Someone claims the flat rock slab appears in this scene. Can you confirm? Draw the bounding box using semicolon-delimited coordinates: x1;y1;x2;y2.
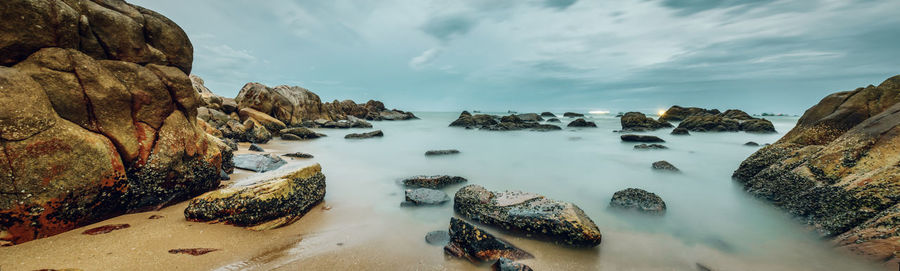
233;154;286;172
404;188;450;206
345;130;383;139
492;257;534;271
425;149;460;156
635;144;668;150
402;175;467;189
610;188;666;215
621;134;665;142
283;152;314;158
444;217;533;263
454;185;602;247
184;164;326;230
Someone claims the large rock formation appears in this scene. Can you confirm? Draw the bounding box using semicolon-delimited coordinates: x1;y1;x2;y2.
620;112;673;131
732;75;900;262
659;106;720;122
0;0;230;245
659;106;775;133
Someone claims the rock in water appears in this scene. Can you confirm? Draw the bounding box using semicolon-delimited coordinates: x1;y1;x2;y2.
453;185;603;247
279;127;324;139
444;217;533;263
671;127;690;135
652;161;679;172
540;112;557;117
185;164;326;230
284;152;314;159
733;75;900;262
546;118;561;123
0;0;232;244
425;149;460;156
492;258;534;271
515;113;543;122
280;133;302;141
634;144;668;150
567;118;597;127
403;188;450;206
563;112;584;117
609;188;666;215
402;175;468;189
621;134;665;142
233;154;286;172
659;106;720;122
425;230;450;246
532;124;562;131
249;143;264;152
744;141;759;146
344;130;383;139
621;112;673;131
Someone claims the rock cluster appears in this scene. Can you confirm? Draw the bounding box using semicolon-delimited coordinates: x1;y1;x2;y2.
732;75;900;262
0;0;232;245
659;106;720;122
449;111;560;131
660;106;776;133
620;112;673;131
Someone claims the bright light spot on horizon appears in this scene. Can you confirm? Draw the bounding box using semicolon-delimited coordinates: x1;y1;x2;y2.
589;110;610;114
658;110;666;116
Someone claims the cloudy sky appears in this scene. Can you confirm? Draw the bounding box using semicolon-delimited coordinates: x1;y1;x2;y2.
131;0;900;114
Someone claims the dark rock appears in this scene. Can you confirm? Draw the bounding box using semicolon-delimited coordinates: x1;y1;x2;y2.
284;152;314;159
168;248;219;256
219;170;231;181
563;112;584;117
344;130;383;139
567;118;597;127
609;188;666;215
185;164;326;230
233;154;286;172
671;127;690;135
249;143;264;152
454;185;603;247
279;127;325;139
403;188;450;206
621;112;673;131
444;217;533;263
744;141;760;146
652;161;679;172
722;109;753;120
500;114;523;123
532;124;562;131
280;133;302;140
425;149;460;156
621;134;665;142
540;112;557;117
425;230;450;246
546;118;561;123
634;144;668;150
515;113;543;122
675;110;775;133
82;224;130;235
402;175;467;189
492;258;534;271
740;118;777;133
659;106;720;122
450;112;498;127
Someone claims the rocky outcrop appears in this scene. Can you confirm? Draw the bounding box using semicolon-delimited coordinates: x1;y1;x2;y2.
444;217;533;263
454;185;603;247
449;112;554;131
344;130;383;139
402;175;467;189
659;106;720;122
732;75;900;262
621;112;673;131
0;0;231;245
185;164;325;230
609;188;666;215
567;118;597;128
621;134;665;143
674;109;775;133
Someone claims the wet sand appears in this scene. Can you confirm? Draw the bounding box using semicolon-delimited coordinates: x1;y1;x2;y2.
0;132;891;271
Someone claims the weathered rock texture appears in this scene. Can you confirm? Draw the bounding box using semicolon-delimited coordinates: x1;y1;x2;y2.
661;106;775;133
621;112;673;131
444;217;533;263
732;75;900;262
0;0;231;245
454;185;602;247
184;164;325;230
609;188;667;215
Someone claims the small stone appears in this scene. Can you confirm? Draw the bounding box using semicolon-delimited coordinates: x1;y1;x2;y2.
634;144;668;150
280;133;303;140
168;248;219;256
233;154;286;172
621;134;665;142
651;161;679;172
744;141;760;146
444;217;533;263
249;143;264;152
403;188;450;206
425;149;460;156
492;257;534;271
671;128;690;135
425;230;450;246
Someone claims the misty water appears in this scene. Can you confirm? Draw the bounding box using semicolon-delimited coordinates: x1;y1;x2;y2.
233;112;882;271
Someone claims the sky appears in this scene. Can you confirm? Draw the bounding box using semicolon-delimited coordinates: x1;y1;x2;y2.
130;0;900;114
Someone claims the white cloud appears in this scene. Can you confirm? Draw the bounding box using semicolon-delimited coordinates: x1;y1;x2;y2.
409;47;442;70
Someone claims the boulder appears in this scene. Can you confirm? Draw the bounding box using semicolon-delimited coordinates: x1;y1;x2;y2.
425;230;450;246
500;114;523;123
239;108;286;134
402;175;467;189
620;112;673;131
740;118;777;133
403;188;451;206
0;1;230;245
344;130;383;139
425;149;460;156
563;112;584;117
609;188;666;215
184;164;325;230
659;106;720;122
454;185;603;247
280;134;302;141
248;143;264;152
634;144;668;150
283;152;314;159
279;127;325;139
652;161;679;172
676;111;775;133
241;119;272;143
450;113;500;128
515;113;543;122
732;75;900;262
671;127;690;135
444;217;533;263
532;124;562;131
233;154;286;173
546;118;561;123
567;118;597;128
722;109;753;120
540;112;556;117
620;134;665;143
492;258;533;271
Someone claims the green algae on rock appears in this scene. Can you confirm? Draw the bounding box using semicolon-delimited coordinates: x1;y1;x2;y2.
184;164;326;230
453;184;602;247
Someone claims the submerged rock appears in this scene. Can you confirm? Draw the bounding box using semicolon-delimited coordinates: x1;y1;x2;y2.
283;152;314;159
425;230;450;246
652;161;680;172
621;134;665;143
609;188;666;215
634;144;668;150
444;217;533;263
671;127;690;135
744;141;760;146
567;118;597;128
563;112;584;117
492;258;534;271
621;112;673;131
279;127;324;139
249;143;265;152
546;118;561;123
233;154;286;172
344;130;383;139
184;164;326;230
403;188;451;206
402;175;468;189
454;185;602;247
540;112;557;117
425;149;460;156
